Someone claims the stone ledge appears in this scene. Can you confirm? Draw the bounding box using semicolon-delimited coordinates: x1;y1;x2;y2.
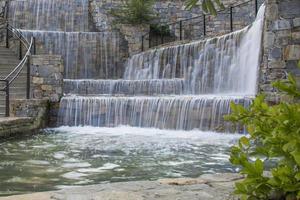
0;117;37;138
0;173;243;200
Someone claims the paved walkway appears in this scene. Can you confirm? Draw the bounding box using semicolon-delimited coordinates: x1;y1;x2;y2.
0;173;242;200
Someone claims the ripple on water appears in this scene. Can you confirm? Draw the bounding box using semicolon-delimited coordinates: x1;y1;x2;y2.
61;171;88;180
0;126;242;195
62;162;91;168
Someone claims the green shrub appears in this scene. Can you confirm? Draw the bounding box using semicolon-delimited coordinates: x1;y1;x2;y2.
185;0;225;15
150;24;171;36
226;63;300;200
110;0;155;25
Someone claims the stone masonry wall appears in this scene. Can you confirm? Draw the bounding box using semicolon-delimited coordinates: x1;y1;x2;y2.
90;0;263;54
30;55;64;102
259;0;300;101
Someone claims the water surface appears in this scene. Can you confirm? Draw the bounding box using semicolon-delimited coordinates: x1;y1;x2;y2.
0;126;240;196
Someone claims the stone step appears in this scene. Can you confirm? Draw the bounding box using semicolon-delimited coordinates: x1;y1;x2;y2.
59;95;252;130
0;46;27;115
64;79;186;96
0;60;22;65
0;54;20;59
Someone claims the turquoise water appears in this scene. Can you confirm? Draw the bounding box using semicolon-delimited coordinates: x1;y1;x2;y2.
0;126;240;196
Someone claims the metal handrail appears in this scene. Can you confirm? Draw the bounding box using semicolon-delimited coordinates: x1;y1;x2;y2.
0;19;35;116
141;0;261;51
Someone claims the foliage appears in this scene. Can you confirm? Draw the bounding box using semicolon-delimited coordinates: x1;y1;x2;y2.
110;0;155;25
225;62;300;200
185;0;225;15
150;24;171;36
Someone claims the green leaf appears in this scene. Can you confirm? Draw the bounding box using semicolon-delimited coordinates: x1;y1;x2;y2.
206;0;217;15
291;150;300;166
202;0;208;13
254;159;264;175
295;172;300;181
240;136;250;147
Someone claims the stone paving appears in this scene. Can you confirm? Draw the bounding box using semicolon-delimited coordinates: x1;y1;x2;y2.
0;173;242;200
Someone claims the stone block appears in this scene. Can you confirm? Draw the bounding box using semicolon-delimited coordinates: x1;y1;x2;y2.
292;32;300;43
264;32;275;49
272;19;291;31
32;77;44;84
268;60;286;69
293;18;300;27
286;60;300;76
41;85;53;91
268;47;282;60
284;45;300;60
279;0;300;19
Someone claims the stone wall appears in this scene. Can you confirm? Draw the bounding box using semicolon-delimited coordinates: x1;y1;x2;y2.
89;0;263;54
30;55;64;102
10;99;48;127
0;99;49;138
259;0;300;101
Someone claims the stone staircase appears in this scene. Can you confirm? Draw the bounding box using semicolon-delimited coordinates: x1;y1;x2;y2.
0;46;27;116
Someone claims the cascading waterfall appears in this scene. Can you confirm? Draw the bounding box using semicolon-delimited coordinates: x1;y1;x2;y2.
8;0;89;32
58;4;265;131
59;95;252;131
124;13;263;95
8;0;124;79
64;79;185;95
20;30;122;79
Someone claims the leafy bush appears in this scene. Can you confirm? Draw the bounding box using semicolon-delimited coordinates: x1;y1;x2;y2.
226;63;300;200
150;24;171;36
185;0;225;15
110;0;155;25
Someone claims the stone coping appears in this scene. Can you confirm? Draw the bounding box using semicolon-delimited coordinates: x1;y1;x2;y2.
0;117;36;139
0;173;243;200
0;117;33;124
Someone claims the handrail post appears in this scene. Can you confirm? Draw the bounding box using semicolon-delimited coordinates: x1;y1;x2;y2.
19;40;22;60
4;0;9;20
149;33;151;49
26;55;30;99
203;14;206;37
33;37;36;55
141;35;144;51
179;20;183;40
5;80;9;117
230;6;233;32
6;23;9;48
254;0;258;16
160;26;164;45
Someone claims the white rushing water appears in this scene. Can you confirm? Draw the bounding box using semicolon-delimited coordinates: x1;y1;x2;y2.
8;0;89;32
9;0;124;79
63;79;185;95
20;30;122;79
58;4;265;131
58;95;252;131
124;5;265;95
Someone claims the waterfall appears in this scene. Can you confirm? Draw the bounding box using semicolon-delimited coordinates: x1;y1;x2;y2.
8;0;124;79
58;95;252;131
8;0;89;32
57;4;265;131
124;6;265;96
64;79;185;95
20;30;122;79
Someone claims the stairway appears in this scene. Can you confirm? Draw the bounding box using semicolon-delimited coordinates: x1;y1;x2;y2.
0;46;27;116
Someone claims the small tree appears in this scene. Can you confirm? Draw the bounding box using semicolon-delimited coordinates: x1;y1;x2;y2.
226;63;300;200
185;0;224;15
110;0;155;25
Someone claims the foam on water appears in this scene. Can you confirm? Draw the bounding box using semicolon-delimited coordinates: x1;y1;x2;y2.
51;126;242;144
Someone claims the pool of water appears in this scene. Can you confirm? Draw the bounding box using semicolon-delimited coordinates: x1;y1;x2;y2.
0;126;241;196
